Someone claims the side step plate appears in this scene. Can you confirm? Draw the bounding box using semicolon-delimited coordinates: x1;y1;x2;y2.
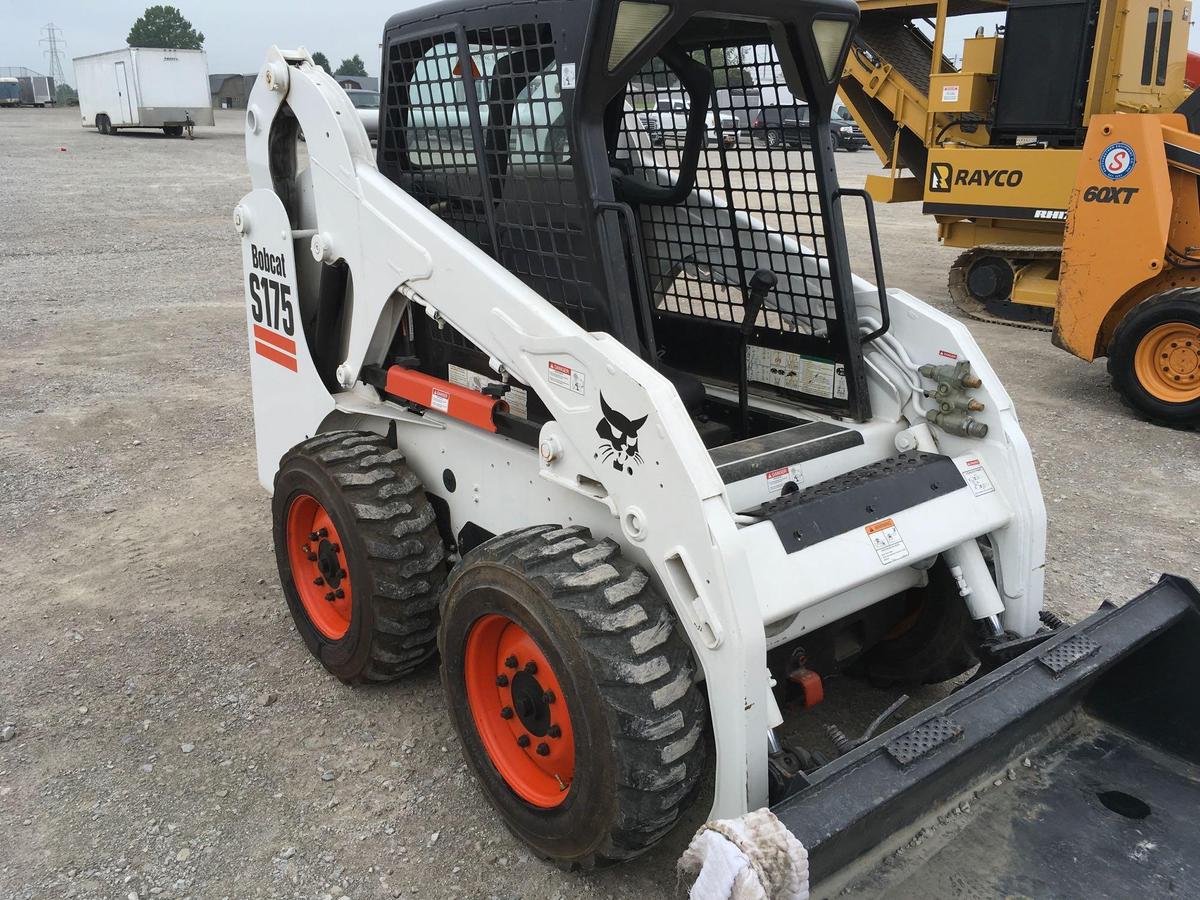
752;451;966;552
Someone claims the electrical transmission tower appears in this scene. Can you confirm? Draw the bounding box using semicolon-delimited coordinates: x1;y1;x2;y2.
40;23;68;86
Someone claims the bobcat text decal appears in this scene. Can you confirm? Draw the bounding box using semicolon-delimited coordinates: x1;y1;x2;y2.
247;243;297;371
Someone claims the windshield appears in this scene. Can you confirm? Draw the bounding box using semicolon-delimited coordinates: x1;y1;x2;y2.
349;91;380;109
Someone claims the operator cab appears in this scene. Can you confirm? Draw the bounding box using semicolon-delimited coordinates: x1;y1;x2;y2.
378;0;879;452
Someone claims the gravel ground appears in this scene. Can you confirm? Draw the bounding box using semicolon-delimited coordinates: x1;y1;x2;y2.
1;108;1197;900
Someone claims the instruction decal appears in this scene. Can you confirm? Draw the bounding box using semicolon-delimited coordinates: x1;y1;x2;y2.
765;465;804;496
560;63;576;90
247;243;296;372
1099;142;1135;180
595;394;646;475
941;84;960;103
747;346;844;401
961;458;996;497
866;518;909;565
430;388;450;413
448;363;528;418
547;360;586;395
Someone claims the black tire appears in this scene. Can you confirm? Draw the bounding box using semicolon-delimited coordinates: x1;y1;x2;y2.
858;562;979;686
766;128;782;148
272;431;446;683
163;125;184;137
1106;289;1200;428
439;525;707;869
96;115;109;135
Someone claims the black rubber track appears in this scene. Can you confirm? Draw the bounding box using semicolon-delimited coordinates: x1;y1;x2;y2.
272;431;446;683
439;525;708;869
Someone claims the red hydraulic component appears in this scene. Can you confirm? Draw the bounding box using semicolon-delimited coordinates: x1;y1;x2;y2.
384;366;504;432
788;666;825;708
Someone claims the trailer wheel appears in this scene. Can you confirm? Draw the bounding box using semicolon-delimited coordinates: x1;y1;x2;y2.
858;562;979;686
1108;289;1200;428
439;525;707;869
163;125;184;137
96;114;109;135
272;431;446;683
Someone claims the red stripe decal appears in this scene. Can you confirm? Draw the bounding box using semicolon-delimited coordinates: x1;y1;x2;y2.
253;324;297;355
255;340;298;371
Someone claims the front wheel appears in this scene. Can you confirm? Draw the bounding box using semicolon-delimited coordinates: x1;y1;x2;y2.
1107;289;1200;428
440;525;707;868
765;128;782;148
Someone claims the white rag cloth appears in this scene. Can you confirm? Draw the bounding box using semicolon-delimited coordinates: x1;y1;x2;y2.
678;807;809;900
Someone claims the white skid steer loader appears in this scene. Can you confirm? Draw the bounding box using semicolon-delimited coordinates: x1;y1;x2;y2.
236;0;1200;891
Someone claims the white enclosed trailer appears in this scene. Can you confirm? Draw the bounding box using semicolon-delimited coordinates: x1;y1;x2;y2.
74;47;214;137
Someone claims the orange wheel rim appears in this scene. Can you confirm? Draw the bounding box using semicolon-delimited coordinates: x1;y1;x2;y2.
1134;322;1200;403
464;614;575;808
285;494;353;640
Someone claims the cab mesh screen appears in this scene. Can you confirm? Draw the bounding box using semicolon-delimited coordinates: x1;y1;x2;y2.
381;25;609;338
621;44;838;338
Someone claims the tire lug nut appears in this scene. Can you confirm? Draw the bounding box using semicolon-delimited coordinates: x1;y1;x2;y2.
335;588;345;599
318;527;328;538
517;734;531;748
313;577;324;586
302;543;311;554
496;674;509;687
524;661;538;675
543;690;555;704
536;742;550;756
325;591;336;601
500;706;513;719
504;655;518;669
548;724;562;738
309;531;319;541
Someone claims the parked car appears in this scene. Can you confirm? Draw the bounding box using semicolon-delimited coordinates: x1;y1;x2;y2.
830;112;867;151
346;88;380;142
749;105;810;147
750;104;867;151
637;95;737;148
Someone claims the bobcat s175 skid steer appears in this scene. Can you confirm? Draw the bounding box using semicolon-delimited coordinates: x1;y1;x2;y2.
235;0;1200;891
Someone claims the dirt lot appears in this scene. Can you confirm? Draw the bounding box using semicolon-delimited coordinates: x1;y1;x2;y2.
1;108;1197;900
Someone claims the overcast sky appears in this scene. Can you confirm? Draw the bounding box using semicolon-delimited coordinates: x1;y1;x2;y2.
0;1;405;82
1;2;1196;85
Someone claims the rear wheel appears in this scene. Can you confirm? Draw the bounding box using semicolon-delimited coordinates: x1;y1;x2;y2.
440;525;707;868
272;431;446;683
96;114;109;135
1108;290;1200;428
766;128;782;148
163;125;184;137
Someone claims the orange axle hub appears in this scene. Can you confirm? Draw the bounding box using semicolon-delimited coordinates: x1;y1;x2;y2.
464;614;575;808
286;494;353;640
1134;322;1200;404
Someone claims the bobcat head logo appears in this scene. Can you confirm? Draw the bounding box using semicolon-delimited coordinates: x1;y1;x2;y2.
595;394;647;475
